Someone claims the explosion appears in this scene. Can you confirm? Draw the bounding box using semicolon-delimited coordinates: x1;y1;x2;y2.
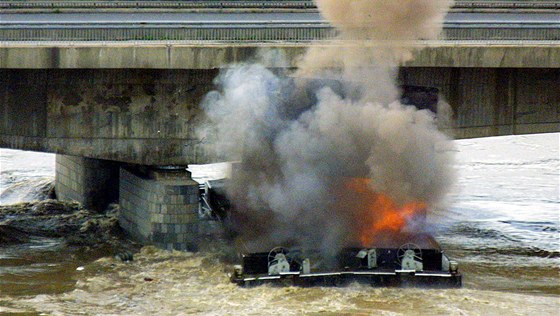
199;0;455;253
345;178;427;247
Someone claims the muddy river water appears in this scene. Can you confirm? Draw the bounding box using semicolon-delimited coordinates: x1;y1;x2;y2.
0;133;558;315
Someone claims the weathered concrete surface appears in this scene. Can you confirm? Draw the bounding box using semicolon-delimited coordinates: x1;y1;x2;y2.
1;43;559;69
1;69;216;165
1;67;558;165
0;45;272;69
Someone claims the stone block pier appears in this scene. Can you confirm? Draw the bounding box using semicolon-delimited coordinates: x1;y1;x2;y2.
119;168;200;251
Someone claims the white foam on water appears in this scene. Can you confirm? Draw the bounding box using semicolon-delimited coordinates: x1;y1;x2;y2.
0;149;55;205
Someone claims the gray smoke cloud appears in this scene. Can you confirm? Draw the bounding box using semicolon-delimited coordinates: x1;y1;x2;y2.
199;0;456;253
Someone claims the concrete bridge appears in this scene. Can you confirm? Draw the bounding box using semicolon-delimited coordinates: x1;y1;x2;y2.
1;8;559;250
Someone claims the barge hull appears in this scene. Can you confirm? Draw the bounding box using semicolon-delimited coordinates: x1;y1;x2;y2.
233;271;462;288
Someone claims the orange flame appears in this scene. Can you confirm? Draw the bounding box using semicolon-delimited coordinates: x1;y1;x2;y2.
345;178;427;247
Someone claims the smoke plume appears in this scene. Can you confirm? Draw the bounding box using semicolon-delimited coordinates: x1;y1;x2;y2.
200;0;455;253
316;0;451;40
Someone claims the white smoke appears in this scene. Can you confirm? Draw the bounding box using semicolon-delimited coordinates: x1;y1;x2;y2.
199;0;456;252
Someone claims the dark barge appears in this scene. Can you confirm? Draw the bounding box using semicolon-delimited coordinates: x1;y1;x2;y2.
230;245;461;288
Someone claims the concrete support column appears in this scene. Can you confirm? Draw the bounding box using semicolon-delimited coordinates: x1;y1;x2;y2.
119;167;200;251
55;154;120;212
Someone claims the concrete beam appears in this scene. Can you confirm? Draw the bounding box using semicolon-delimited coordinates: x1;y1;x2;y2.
1;135;211;165
1;42;559;69
406;43;560;68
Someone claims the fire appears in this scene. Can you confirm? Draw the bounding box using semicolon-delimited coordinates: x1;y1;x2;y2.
345;178;427;247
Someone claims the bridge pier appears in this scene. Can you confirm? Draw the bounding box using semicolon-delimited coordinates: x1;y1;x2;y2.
55;154;120;212
119;167;201;251
55;155;203;251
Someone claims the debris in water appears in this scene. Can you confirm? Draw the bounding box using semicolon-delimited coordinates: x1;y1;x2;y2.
0;199;132;248
115;251;134;262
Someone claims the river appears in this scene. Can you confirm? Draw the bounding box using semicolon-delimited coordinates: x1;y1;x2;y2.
0;133;558;315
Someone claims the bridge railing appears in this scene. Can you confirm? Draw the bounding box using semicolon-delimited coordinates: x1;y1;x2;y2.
0;24;336;42
0;1;559;10
453;1;560;9
0;1;316;9
0;23;558;42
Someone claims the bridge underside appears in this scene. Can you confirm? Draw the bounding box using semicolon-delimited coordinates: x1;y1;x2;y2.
1;67;558;165
400;67;559;139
